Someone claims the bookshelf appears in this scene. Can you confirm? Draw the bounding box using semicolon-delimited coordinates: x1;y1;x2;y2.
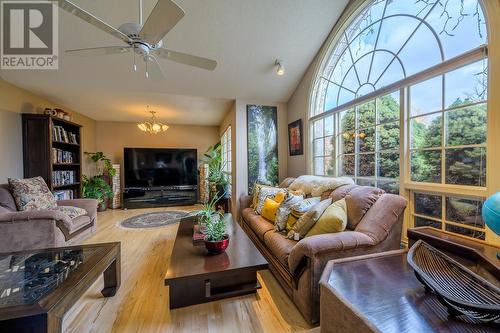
22;114;82;199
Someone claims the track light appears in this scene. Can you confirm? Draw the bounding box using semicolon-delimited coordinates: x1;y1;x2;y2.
275;59;285;76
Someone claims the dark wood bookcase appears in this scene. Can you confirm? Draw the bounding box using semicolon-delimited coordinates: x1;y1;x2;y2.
22;114;82;198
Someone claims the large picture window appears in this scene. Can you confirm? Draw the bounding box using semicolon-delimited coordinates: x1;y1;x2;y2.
310;0;489;242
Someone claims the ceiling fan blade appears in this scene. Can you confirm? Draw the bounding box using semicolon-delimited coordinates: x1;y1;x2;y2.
155;48;217;71
57;0;131;44
65;46;131;56
139;0;185;45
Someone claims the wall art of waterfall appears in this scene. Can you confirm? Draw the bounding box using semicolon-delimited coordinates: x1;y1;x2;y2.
247;104;279;193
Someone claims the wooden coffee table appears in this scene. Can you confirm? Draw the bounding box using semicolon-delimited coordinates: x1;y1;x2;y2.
0;242;120;333
165;214;268;309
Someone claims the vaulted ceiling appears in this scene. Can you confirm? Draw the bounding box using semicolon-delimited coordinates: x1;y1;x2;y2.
0;0;348;125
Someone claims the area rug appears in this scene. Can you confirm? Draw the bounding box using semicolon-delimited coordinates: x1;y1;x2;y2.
120;211;189;229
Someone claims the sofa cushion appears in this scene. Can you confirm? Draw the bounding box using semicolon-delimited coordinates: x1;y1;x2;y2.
242;208;275;240
264;231;297;268
275;192;304;231
261;198;280;222
254;186;287;214
67;215;92;234
287;198;332;240
329;184;357;201
279;177;296;188
8;177;57;211
306;198;348;237
0;184;17;211
56;206;87;219
345;186;385;229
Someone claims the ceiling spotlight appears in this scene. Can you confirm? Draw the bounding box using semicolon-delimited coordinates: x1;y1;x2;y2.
275;59;285;76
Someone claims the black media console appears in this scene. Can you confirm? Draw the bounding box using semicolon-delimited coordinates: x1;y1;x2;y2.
122;186;198;209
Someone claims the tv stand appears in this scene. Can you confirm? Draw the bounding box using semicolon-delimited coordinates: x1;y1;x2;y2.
123;186;198;209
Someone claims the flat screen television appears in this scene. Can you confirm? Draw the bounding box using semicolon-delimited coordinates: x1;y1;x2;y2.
124;148;198;188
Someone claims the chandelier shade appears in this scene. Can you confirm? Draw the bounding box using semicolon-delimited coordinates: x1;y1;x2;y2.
137;109;169;134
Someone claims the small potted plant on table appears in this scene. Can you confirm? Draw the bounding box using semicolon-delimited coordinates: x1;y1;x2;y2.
204;212;229;254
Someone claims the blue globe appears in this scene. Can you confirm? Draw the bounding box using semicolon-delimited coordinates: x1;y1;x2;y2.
482;192;500;236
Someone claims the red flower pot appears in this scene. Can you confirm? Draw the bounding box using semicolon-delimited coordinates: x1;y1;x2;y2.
204;235;229;254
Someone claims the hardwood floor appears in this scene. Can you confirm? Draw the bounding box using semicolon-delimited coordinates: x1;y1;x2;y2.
62;207;317;333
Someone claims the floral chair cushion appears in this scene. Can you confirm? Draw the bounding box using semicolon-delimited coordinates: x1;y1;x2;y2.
8;177;57;211
55;206;87;219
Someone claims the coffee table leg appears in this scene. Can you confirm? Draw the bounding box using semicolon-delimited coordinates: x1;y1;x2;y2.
101;258;121;297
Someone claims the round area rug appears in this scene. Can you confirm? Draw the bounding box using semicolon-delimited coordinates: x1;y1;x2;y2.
120;211;189;229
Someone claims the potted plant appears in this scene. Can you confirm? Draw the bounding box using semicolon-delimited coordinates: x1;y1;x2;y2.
204;212;229;254
204;144;230;200
82;152;116;211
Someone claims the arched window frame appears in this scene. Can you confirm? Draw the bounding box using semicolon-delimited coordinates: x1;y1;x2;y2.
307;0;496;244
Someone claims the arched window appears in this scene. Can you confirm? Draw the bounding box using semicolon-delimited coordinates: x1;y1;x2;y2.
310;0;488;241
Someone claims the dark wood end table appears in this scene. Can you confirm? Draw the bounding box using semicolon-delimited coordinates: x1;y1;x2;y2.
0;242;120;333
165;214;268;309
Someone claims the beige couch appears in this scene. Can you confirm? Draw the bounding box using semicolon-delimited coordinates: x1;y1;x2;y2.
0;184;98;253
239;178;407;324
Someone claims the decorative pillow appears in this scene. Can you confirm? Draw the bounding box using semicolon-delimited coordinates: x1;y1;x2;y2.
251;184;283;209
306;198;348;237
286;198;332;240
275;193;304;231
285;197;321;232
55;206;87;219
261;198;280;222
255;186;286;215
274;191;286;204
288;175;354;197
345;186;385;229
8;177;57;211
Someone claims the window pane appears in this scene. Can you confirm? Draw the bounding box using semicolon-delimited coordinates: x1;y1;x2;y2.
378;180;399;194
378;122;399;150
314;139;323;157
314;157;324;175
358;153;375;177
324;136;334;156
357;178;376;187
340;155;355;176
411;150;441;183
378;152;399;178
445;104;486;146
324;157;334;176
314;119;324;138
445;147;486;186
415;193;442;218
446;197;484;229
325;115;334;136
445;59;488;108
339;132;355;154
415;216;441;229
411;114;442;149
445;224;485;240
358;101;376;128
377;91;400;124
410;76;442;116
339;108;355;132
358;127;375;153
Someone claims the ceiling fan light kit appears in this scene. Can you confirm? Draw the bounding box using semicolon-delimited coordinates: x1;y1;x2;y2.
59;0;218;79
275;59;285;76
137;108;169;134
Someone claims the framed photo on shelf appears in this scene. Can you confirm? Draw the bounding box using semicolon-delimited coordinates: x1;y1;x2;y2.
288;119;303;156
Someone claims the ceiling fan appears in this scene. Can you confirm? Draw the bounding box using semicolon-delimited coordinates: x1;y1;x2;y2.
57;0;217;78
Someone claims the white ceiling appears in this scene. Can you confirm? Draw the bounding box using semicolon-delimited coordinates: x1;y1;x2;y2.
0;0;348;125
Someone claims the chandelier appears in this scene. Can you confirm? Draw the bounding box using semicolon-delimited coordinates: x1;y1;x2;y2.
137;107;169;134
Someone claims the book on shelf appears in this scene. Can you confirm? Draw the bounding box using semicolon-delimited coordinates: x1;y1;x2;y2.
52;170;77;187
52;148;75;164
53;190;74;200
52;125;78;144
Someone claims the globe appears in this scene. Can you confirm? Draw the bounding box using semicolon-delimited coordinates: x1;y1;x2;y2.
482;192;500;236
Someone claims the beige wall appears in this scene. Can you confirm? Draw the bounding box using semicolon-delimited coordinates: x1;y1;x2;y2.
0;79;97;182
95;121;219;184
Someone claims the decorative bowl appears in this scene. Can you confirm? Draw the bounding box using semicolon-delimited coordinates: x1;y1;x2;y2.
204;235;229;254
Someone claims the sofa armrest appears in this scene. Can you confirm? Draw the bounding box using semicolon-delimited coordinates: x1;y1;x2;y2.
57;199;98;221
239;195;253;211
288;231;375;275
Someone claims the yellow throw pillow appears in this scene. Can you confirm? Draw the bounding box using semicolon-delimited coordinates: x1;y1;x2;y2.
261;198;280;222
305;198;347;237
287;198;332;240
274;191;286;204
285;210;304;232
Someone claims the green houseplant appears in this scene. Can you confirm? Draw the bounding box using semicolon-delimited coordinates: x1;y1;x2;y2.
193;192;228;254
204;144;230;200
82;152;116;211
